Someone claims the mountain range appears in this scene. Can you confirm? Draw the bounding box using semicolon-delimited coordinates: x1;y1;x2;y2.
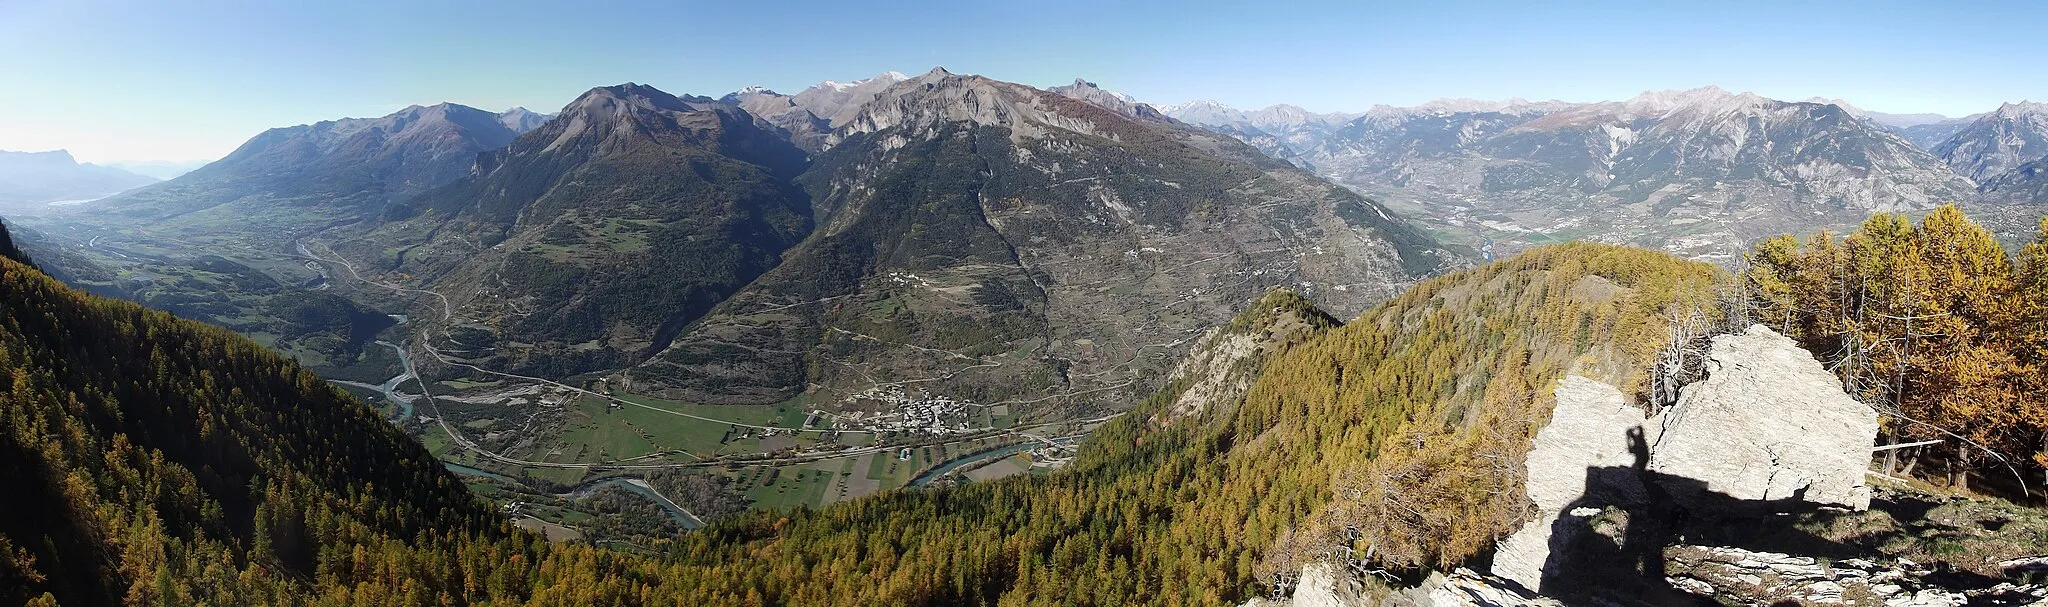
1160;88;2048;256
12;213;2042;606
341;83;817;377
720;71;910;150
305;68;1447;417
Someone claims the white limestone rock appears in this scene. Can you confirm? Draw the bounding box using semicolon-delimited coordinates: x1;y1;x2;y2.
1291;562;1367;607
1491;375;1650;589
1666;545;2047;606
1386;568;1560;607
1648;324;1880;510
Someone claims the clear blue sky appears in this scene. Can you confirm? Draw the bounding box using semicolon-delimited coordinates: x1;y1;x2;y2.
2;0;2042;163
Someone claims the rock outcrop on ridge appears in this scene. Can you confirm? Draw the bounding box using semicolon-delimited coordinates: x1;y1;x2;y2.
1492;324;1880;600
1648;324;1881;510
1490;375;1651;590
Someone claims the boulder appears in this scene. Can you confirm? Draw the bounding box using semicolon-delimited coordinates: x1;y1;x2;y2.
1384;568;1562;606
1291;562;1368;607
1491;325;1880;596
1491;375;1649;590
1648;324;1879;510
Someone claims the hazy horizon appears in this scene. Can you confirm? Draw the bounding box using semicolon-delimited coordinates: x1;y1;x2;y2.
3;0;2043;164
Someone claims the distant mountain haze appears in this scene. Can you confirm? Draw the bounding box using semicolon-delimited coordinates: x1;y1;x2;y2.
0;149;158;209
103;159;213;180
1146;85;2048;256
94;103;550;219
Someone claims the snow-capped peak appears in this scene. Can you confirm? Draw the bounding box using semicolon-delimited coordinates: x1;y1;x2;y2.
1156;100;1250;127
1993;101;2048;118
1803;97;1866;118
1190;99;1231;107
1245;104;1359;129
1418;98;1526;114
1623;86;1767;116
1156;99;1234;114
1361;97;1570;121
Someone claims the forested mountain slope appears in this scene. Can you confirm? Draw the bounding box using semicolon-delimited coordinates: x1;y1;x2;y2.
9;210;2046;605
1745;205;2048;486
641;243;1723;605
0;218;1720;605
0;224;501;606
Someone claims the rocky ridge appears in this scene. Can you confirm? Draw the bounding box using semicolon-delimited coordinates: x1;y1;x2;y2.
1495;324;1879;600
1257;324;2045;605
1666;546;2048;606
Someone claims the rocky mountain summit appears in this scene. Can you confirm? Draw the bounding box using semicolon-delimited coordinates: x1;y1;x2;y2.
1648;325;1881;509
1935;102;2048;183
1937;102;2048;230
1048;78;1162;120
1493;325;1880;600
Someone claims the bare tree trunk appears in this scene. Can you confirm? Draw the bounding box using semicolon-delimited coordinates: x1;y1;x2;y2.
1956;449;1972;495
1881;430;1897;476
1899;447;1921;478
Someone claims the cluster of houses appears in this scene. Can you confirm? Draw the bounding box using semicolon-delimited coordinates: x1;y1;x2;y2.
837;384;979;435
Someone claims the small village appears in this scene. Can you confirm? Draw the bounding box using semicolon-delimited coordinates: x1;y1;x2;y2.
832;384;980;436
